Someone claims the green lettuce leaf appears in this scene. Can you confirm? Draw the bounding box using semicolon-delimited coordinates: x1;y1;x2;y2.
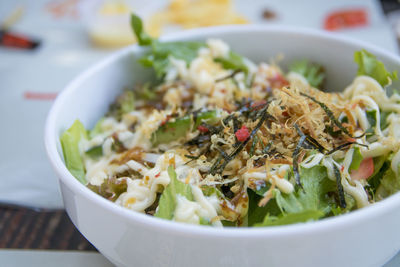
289;60;325;88
254;209;324;227
380;111;391;130
135;82;157;101
131;13;206;79
354;49;398;87
131;14;250;79
221;220;236;227
155;166;194;220
248;165;338;226
366;109;391;133
201;186;224;198
107;90;135;121
151;110;219;146
376;166;400;198
274;165;336;214
144;41;206;78
330;192;356;216
349;147;363;171
247;188;280;226
60;120;88;184
367;156;389;193
254;184;271;197
199;217;212;225
130;13;153;46
214;51;248;74
371;156;389;178
87;177;128;201
85;145;103;159
89;118;104;139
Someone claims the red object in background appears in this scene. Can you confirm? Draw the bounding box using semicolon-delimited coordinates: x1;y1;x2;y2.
324;9;368;31
0;30;40;50
46;0;80;19
24;91;57;101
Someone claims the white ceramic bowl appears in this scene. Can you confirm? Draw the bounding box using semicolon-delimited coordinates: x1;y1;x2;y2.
45;25;400;267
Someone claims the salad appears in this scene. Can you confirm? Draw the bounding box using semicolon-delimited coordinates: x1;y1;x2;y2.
60;15;400;227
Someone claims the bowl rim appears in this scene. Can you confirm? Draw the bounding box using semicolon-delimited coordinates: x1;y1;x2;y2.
45;24;400;238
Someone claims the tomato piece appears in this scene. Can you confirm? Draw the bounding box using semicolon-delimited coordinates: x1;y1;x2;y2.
350;157;374;180
324;9;368;31
235;125;250;142
197;125;209;133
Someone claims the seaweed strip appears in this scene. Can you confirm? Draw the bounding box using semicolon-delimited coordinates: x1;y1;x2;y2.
249;135;258;157
215;146;230;161
305;135;327;152
222;114;234;125
184;154;200;160
209;154;223;175
184;144;211;165
233;117;240;133
333;164;347;208
294;124;325;152
292;135;306;189
326;142;369;155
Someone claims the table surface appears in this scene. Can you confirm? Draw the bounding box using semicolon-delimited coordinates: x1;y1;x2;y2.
0;207;94;251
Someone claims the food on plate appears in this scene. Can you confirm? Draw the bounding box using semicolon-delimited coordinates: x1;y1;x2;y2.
60;14;400;227
147;0;248;37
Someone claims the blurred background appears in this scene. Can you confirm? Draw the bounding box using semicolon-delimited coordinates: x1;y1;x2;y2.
1;0;400;266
